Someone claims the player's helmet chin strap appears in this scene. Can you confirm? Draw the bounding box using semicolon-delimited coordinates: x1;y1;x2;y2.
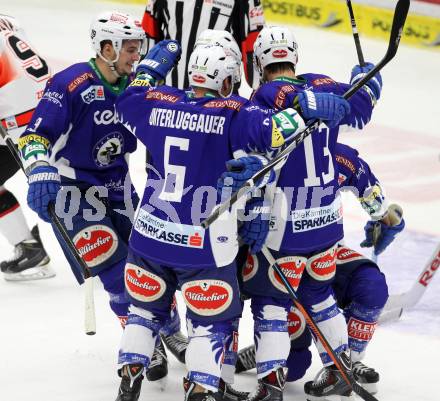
98;51;121;79
219;75;234;99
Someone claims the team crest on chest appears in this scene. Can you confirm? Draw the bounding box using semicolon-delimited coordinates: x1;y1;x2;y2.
93;132;124;167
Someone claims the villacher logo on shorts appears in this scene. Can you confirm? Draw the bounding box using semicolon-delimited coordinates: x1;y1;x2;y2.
306;246;337;281
73;225;118;267
268;256;307;293
288;307;306;340
182;279;233;316
242;253;259;282
125;264;166;302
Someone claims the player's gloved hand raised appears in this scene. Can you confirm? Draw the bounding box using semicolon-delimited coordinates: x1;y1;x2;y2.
239;195;271;254
137;40;181;81
216;155;275;196
27;165;61;223
350;62;382;102
360;204;405;255
296;90;351;128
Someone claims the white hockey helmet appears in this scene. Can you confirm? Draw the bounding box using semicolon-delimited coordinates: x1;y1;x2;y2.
253;26;298;77
195;29;242;83
188;45;237;97
90;11;146;63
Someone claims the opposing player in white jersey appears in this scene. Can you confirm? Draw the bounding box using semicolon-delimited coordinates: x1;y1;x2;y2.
0;15;54;281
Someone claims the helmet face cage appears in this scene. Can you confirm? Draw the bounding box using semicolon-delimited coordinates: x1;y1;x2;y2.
253;26;298;78
90;11;146;63
188;45;237;95
195;29;242;84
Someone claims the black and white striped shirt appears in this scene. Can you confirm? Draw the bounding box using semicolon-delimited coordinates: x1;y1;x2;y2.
142;0;265;90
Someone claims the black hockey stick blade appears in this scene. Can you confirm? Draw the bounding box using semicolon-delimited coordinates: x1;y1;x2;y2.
201;0;410;230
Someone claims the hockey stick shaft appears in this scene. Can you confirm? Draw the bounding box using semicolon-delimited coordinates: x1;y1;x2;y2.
261;247;378;401
201;0;409;229
0;125;96;335
382;242;440;313
346;0;365;66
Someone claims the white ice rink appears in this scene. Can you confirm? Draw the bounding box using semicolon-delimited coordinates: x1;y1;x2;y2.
1;0;439;400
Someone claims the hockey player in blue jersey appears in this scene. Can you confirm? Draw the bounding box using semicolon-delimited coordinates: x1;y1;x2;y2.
18;11;146;326
113;42;308;401
217;25;381;400
235;142;405;395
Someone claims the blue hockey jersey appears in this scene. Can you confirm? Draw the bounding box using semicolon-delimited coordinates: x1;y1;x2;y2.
116;84;283;268
252;74;374;253
19;59;137;200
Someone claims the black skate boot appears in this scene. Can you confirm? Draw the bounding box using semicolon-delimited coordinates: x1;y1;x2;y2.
146;338;168;385
1;225;54;281
246;367;286;401
304;366;355;401
235;345;256;373
161;330;189;364
183;377;218;401
116;363;144;401
216;378;249;401
352;361;379;394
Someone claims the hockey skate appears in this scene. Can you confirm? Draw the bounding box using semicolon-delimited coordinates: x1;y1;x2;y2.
217;379;249;401
161;330;189;364
235;345;256;373
116;364;144;401
146;338;168;390
352;361;379;394
183;377;218;401
246;367;286;401
1;225;55;281
304;365;355;401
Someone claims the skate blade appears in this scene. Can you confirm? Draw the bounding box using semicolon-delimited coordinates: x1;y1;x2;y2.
359;382;378;395
3;265;56;281
306;394;356;401
150;375;168;392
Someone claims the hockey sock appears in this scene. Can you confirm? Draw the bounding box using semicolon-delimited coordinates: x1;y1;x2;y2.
118;305;163;369
186;319;231;392
308;295;348;366
252;296;291;379
0;188;32;246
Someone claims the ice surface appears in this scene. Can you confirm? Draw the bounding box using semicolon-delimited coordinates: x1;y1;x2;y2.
1;0;439;400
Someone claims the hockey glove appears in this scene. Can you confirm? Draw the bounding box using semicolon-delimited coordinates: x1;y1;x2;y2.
350;62;382;103
239;196;271;254
217;155;275;196
137;40;181;81
360;204;405;255
296;91;351;128
27;165;61;223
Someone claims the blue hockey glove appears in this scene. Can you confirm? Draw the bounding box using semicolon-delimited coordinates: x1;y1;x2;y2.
217;155;275;195
27;165;61;223
296;90;351;128
350;62;382;102
360;205;405;255
137;40;181;81
239;196;271;254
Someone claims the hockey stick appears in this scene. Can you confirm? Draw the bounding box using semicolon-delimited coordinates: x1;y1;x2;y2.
201;0;410;229
379;242;440;322
346;0;365;66
261;247;379;401
0;124;96;335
